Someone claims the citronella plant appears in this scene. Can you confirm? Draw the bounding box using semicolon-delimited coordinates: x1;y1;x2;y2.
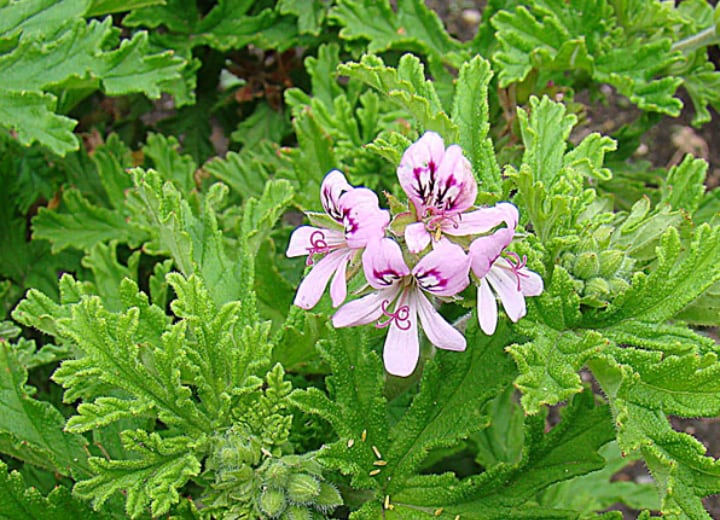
1;0;720;519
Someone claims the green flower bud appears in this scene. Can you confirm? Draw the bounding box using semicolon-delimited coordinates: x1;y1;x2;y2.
584;277;610;298
287;473;321;504
315;482;342;512
259;487;287;518
265;461;290;487
598;250;624;278
283;505;313;520
574;252;600;280
609;277;630;294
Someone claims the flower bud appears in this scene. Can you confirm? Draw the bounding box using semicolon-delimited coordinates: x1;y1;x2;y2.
287;473;321;504
574;252;600;280
584;277;610;299
598;250;624;278
259;487;287;518
265;461;290;487
283;505;313;520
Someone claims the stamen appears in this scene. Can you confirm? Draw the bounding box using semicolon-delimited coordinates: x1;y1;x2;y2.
305;230;330;265
505;252;529;291
376;299;412;331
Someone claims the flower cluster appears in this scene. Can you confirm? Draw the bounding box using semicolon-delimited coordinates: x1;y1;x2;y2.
287;132;543;376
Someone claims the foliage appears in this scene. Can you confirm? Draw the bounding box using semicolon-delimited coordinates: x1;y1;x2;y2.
1;0;720;519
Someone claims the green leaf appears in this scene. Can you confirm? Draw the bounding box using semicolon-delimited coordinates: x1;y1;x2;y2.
86;0;165;17
386;320;517;490
660;154;707;214
517;96;577;186
290;327;389;490
0;0;90;39
0;89;77;156
32;188;139;253
278;0;327;35
0;460;110;520
81;242;140;312
230;102;288;150
507;322;607;414
241;179;295;257
585;225;720;326
338;53;457;139
142;133;197;194
204;142;275;200
74;432;201;518
331;0;460;57
0;339;90;478
451;56;501;193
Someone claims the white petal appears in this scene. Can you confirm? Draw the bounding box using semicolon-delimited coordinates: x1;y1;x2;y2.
405;222;431;254
415;291;465;351
286;226;344;257
432;144;476;213
294;249;348;309
477;278;498;335
382;298;420;377
362;238;410;290
397;132;446;216
412;240;470;297
339;188;390;249
488;267;526;322
332;289;394;327
468;227;514;278
320;170;353;221
520;269;544;296
329;251;353;307
447;203;518;237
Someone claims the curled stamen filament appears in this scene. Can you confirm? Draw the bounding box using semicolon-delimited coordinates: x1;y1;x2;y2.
505;252;529;291
306;230;330;265
376;299;411;331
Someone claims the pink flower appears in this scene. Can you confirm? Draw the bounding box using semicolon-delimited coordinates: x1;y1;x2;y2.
286;170;390;309
468;203;543;335
398;131;504;253
332;238;470;377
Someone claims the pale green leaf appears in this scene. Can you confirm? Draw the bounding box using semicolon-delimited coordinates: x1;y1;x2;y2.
0;340;90;478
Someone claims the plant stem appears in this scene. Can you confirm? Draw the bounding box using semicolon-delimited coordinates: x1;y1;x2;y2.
672;26;719;54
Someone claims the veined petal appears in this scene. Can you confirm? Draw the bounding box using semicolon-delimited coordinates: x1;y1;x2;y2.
488;266;526;322
339;188;390;249
405;221;432;254
329;250;354;307
415;291;466;351
362;238;410;290
294;249;349;309
397;131;446;216
477;278;498;335
432;144;476;213
286;226;344;258
413;239;470;297
332;288;395;327
446;202;518;237
382;296;420;377
520;268;544;296
469;226;514;278
321;170;353;221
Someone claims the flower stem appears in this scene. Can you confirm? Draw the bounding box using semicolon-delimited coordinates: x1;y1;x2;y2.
672;26;720;54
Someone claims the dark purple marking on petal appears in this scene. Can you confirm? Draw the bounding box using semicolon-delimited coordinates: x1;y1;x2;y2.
373;268;404;286
504;252;530;291
414;267;447;292
322;185;349;222
412;160;438;208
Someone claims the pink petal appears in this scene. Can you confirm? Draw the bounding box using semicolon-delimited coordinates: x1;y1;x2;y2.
432;144;476;213
339;188;390;249
412;240;470;297
332;289;394;327
329;251;354;307
520;269;544;296
397;132;446;216
468;226;514;278
477;278;498;335
362;238;410;290
286;226;345;258
446;202;519;237
415;291;466;351
405;222;431;254
320;170;353;221
487;266;526;322
382;297;420;377
294;249;348;309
